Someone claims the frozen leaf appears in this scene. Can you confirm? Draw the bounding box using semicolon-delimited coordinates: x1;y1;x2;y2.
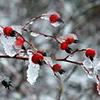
44;57;54;66
27;54;40;85
95;62;100;70
30;32;39;37
0;34;16;57
83;58;100;77
83;58;93;68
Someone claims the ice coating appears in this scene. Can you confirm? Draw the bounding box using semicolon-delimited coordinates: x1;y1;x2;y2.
44;57;54;66
27;53;40;85
0;34;16;57
30;32;39;37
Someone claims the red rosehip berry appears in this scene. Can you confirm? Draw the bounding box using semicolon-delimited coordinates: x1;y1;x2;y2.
52;64;61;72
85;48;96;60
3;26;13;36
49;13;60;23
15;37;24;47
60;42;68;50
65;34;75;44
31;53;44;64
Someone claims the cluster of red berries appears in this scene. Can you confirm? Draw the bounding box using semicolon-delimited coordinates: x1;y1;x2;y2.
60;34;78;53
3;26;25;49
31;52;65;74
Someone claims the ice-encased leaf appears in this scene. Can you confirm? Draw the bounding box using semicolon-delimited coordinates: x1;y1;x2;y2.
83;58;93;68
0;34;16;57
30;32;39;37
95;62;100;70
27;54;40;85
44;57;54;66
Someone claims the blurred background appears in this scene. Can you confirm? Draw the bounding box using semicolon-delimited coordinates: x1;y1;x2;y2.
0;0;100;100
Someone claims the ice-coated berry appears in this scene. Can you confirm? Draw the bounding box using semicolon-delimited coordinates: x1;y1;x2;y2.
85;48;96;61
15;37;24;47
31;53;44;64
52;64;61;72
49;13;60;23
60;42;68;50
3;26;13;36
65;34;75;44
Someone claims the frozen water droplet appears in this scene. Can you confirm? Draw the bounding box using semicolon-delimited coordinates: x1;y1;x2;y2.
51;21;61;27
30;32;39;37
30;21;34;25
27;54;40;85
41;14;49;20
88;71;93;78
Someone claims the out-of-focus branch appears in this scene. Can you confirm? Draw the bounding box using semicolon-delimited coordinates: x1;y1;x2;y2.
0;55;28;61
64;66;77;83
55;74;63;100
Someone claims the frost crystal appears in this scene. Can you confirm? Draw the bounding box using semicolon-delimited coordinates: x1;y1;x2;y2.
0;34;16;57
27;53;40;85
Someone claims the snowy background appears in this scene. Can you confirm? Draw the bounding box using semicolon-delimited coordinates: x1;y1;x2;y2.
0;0;100;100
